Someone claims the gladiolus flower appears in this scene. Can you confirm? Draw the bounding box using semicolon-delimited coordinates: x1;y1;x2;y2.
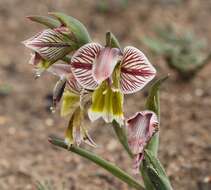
126;111;159;173
70;43;156;124
47;63;95;147
23;27;75;76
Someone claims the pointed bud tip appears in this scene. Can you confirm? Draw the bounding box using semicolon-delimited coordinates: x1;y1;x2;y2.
25;15;34;20
48;137;53;144
21;39;28;46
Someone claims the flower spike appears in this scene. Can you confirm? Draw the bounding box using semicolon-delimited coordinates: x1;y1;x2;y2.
126;111;159;173
120;47;156;94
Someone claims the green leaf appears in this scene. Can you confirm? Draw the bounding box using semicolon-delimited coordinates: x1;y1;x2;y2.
141;151;173;190
61;91;80;117
140;76;168;190
143;150;173;190
49;136;145;190
142;37;167;54
146;75;169;156
26;15;60;28
145;75;168;117
144;150;166;176
49;12;91;46
106;31;121;49
141;160;156;190
146;166;172;190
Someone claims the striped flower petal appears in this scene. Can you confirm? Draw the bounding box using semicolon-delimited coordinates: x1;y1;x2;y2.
23;28;73;63
71;43;103;90
126;111;158;173
126;111;158;172
127;111;158;155
92;47;122;84
47;63;82;93
120;46;156;94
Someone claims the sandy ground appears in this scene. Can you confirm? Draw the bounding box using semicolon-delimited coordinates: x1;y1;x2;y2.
0;0;211;189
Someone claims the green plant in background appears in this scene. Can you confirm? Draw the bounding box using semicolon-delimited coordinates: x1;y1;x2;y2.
97;0;128;13
36;181;53;190
23;12;173;190
142;25;210;79
36;181;66;190
0;84;13;97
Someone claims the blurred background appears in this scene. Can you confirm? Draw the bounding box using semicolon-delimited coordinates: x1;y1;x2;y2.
0;0;211;189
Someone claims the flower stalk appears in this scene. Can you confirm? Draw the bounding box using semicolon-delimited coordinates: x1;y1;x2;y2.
112;121;133;158
49;136;145;190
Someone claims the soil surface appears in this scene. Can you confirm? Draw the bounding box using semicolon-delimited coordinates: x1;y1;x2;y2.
0;0;211;190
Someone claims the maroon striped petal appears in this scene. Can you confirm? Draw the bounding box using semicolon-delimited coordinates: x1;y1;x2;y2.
47;63;82;93
126;111;158;155
71;43;103;90
120;46;156;94
126;111;158;173
66;72;82;94
23;28;72;63
92;47;122;84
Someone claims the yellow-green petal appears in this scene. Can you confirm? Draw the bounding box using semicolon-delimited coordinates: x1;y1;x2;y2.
88;81;124;125
65;107;83;147
88;81;106;121
61;90;80;117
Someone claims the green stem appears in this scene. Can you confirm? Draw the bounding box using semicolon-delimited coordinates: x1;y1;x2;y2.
49;136;144;190
112;121;133;158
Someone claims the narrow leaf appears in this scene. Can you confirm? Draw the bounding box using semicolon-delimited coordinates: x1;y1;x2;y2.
140;76;169;190
145;75;169;156
144;150;166;176
146;166;173;190
141;160;156;190
26;15;60;28
144;150;173;189
48;136;145;190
